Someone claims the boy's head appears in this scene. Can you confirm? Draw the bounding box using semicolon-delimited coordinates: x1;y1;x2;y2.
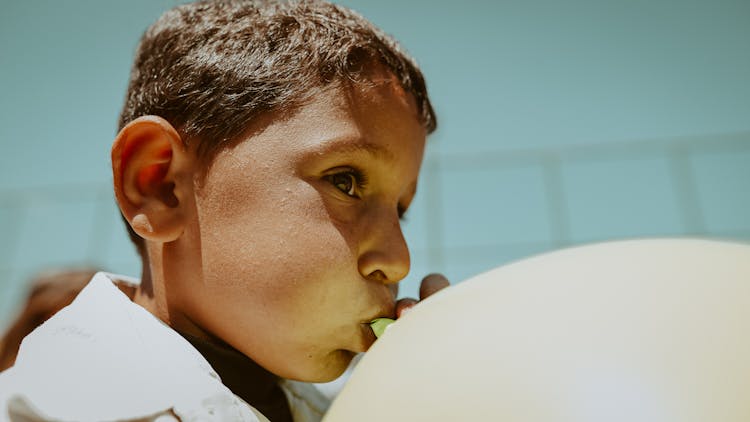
112;0;436;382
118;0;435;161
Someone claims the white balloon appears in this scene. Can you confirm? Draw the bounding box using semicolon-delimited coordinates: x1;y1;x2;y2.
325;239;750;422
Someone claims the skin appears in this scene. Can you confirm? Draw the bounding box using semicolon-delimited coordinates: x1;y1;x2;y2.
112;78;449;383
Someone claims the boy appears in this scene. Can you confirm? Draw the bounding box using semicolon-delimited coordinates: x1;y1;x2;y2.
0;1;449;420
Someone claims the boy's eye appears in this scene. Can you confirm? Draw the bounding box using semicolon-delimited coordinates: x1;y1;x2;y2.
327;171;361;197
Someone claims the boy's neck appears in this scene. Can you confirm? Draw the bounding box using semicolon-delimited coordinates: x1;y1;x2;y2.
133;248;207;342
133;257;290;420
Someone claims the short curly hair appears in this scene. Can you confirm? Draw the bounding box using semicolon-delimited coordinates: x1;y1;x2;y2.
117;0;436;256
118;0;436;155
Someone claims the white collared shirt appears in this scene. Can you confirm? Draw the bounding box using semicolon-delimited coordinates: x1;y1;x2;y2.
0;272;330;421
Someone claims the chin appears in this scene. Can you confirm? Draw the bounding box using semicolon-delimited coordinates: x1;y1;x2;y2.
291;349;355;383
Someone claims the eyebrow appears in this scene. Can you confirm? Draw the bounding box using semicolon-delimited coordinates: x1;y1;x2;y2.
311;136;396;162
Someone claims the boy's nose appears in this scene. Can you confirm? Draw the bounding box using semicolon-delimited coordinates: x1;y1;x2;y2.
357;211;410;284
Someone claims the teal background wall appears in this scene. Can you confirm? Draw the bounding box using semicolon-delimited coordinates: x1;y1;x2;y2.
1;0;749;325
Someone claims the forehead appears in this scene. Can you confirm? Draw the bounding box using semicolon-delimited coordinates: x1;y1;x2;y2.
214;80;425;162
193;80;427;210
191;81;427;195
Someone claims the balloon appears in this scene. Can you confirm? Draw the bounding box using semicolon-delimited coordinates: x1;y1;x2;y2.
325;239;750;421
370;318;395;338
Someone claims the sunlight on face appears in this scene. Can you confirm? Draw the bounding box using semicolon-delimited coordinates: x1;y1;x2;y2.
171;81;427;382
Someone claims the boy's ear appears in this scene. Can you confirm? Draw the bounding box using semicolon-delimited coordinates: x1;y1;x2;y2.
111;116;192;243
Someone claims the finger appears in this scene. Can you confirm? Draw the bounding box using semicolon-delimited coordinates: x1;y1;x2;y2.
395;297;418;318
419;273;450;301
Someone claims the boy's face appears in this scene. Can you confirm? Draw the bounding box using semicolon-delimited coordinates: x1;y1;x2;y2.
173;80;426;382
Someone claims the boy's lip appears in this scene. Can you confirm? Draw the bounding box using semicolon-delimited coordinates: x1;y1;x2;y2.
363;300;396;323
358;322;378;351
356;304;395;351
361;311;394;325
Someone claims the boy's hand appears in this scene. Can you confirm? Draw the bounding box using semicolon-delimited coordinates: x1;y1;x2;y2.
394;273;450;318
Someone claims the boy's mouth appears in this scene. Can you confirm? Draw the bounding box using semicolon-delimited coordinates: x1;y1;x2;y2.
357;302;396;349
358;322;378;351
369;317;395;338
355;317;395;352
